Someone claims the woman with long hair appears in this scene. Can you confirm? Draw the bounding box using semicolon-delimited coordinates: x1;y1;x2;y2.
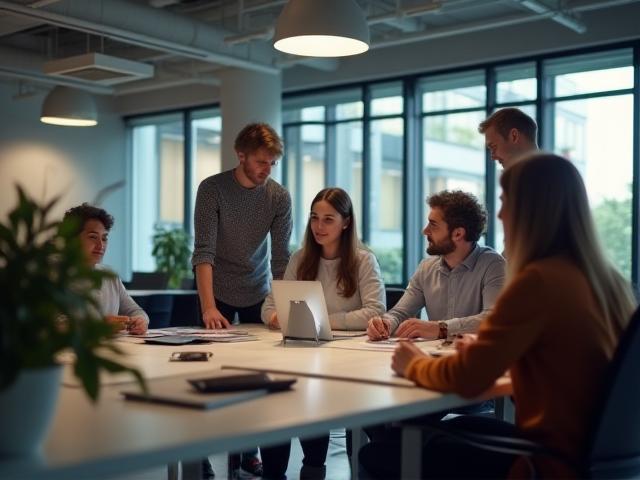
361;153;637;478
262;186;385;331
261;187;385;479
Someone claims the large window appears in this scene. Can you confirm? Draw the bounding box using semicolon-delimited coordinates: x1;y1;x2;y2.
368;83;404;285
129;109;221;273
420;71;487;217
282;84;405;284
544;50;635;278
128;44;640;286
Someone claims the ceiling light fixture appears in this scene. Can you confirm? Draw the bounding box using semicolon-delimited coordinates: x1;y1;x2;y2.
273;0;370;57
40;86;98;127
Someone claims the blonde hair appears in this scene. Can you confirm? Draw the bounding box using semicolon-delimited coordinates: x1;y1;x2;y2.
500;153;636;333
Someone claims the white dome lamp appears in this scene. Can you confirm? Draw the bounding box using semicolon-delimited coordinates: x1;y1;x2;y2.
273;0;370;57
40;86;98;127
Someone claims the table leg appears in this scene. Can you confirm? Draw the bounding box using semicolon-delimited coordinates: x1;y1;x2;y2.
495;396;515;423
400;426;423;479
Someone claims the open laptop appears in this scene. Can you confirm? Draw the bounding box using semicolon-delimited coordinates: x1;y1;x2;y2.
271;280;365;343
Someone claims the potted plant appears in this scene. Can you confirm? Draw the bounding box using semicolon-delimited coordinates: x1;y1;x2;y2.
151;225;192;289
0;186;145;456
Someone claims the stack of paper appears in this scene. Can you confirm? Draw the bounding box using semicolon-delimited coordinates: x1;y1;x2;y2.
122;327;258;343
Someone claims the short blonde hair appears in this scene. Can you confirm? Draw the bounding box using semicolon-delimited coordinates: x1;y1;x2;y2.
234;123;283;158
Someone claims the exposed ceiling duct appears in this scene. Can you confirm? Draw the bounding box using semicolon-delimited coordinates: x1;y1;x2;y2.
43;52;155;85
0;0;279;74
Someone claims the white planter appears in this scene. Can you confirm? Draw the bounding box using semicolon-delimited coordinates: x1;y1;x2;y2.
0;365;62;456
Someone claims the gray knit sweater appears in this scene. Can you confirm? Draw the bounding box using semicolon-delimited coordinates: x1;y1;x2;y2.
191;169;292;307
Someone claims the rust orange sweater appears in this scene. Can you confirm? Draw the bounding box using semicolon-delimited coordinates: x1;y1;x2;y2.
405;256;620;478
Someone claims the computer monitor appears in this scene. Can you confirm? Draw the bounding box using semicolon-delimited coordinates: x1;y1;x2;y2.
271;280;333;342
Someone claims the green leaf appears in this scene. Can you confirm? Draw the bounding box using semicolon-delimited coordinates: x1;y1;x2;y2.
1;185;147;401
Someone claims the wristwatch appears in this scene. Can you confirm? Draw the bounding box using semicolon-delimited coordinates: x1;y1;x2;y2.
437;321;448;340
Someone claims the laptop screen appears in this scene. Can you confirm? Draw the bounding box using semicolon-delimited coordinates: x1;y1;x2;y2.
271;280;333;341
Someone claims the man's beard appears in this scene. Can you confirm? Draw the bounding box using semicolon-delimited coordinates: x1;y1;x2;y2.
426;236;455;256
242;163;267;185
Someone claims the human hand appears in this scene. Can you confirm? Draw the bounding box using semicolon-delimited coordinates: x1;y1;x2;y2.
392;341;427;377
106;315;129;332
268;312;281;330
454;333;477;354
202;307;231;329
367;316;391;340
127;316;148;335
394;319;439;339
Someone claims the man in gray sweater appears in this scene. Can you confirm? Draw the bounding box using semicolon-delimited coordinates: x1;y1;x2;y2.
192;122;292;329
191;122;291;477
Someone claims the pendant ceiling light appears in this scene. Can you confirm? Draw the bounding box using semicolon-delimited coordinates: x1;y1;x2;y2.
40;86;98;127
273;0;370;57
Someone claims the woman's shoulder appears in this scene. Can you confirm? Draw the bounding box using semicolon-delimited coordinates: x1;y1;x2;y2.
95;264;118;277
355;248;382;272
288;248;304;266
518;256;587;292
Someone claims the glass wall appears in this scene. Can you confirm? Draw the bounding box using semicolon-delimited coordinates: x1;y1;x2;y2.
544;49;635;278
129;109;221;273
368;83;404;285
128;44;640;286
130;114;184;272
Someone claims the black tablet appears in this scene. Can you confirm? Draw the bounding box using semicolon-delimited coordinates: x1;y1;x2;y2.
188;372;296;393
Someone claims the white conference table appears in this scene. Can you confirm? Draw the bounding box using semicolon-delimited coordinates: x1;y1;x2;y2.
1;325;512;480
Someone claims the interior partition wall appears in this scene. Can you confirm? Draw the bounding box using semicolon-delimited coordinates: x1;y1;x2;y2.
127;41;640;289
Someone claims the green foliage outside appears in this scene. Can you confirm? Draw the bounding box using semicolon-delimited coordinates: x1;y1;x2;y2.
592;195;632;279
0;186;145;400
374;247;403;286
152;226;192;289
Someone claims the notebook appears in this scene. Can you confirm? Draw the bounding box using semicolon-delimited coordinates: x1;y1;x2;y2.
121;372;283;409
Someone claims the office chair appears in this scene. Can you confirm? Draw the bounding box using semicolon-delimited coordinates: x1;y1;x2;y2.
399;305;640;478
129;271;169;290
385;287;406;310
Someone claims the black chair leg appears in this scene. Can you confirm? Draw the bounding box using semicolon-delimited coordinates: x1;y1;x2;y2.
228;453;241;479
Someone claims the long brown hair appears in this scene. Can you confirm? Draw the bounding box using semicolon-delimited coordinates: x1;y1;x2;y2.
297;188;360;298
500;153;636;333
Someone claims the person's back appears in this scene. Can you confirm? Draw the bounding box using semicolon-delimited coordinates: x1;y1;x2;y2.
467;255;618;475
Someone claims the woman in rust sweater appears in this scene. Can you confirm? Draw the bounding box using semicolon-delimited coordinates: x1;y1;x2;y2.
362;153;636;478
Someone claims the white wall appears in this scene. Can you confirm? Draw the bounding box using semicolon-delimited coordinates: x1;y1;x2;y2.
0;80;130;276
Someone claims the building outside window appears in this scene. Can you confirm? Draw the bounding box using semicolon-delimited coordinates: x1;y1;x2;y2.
128;45;640;286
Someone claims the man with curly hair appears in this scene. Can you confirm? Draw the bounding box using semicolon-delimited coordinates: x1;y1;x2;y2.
367;190;505;341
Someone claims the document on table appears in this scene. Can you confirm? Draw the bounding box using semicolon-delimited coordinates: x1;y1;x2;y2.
324;337;457;355
121;327;257;342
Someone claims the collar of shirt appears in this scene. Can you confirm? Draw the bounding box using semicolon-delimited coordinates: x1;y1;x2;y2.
437;243;480;275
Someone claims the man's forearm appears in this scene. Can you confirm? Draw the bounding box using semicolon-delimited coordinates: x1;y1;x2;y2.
195;263;216;312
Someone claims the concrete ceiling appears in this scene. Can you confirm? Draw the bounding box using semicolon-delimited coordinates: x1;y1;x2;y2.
0;0;638;100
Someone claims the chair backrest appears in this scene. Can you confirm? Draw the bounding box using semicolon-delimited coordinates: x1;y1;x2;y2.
385;287;406;311
587;306;640;478
180;276;195;290
129;271;169;290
